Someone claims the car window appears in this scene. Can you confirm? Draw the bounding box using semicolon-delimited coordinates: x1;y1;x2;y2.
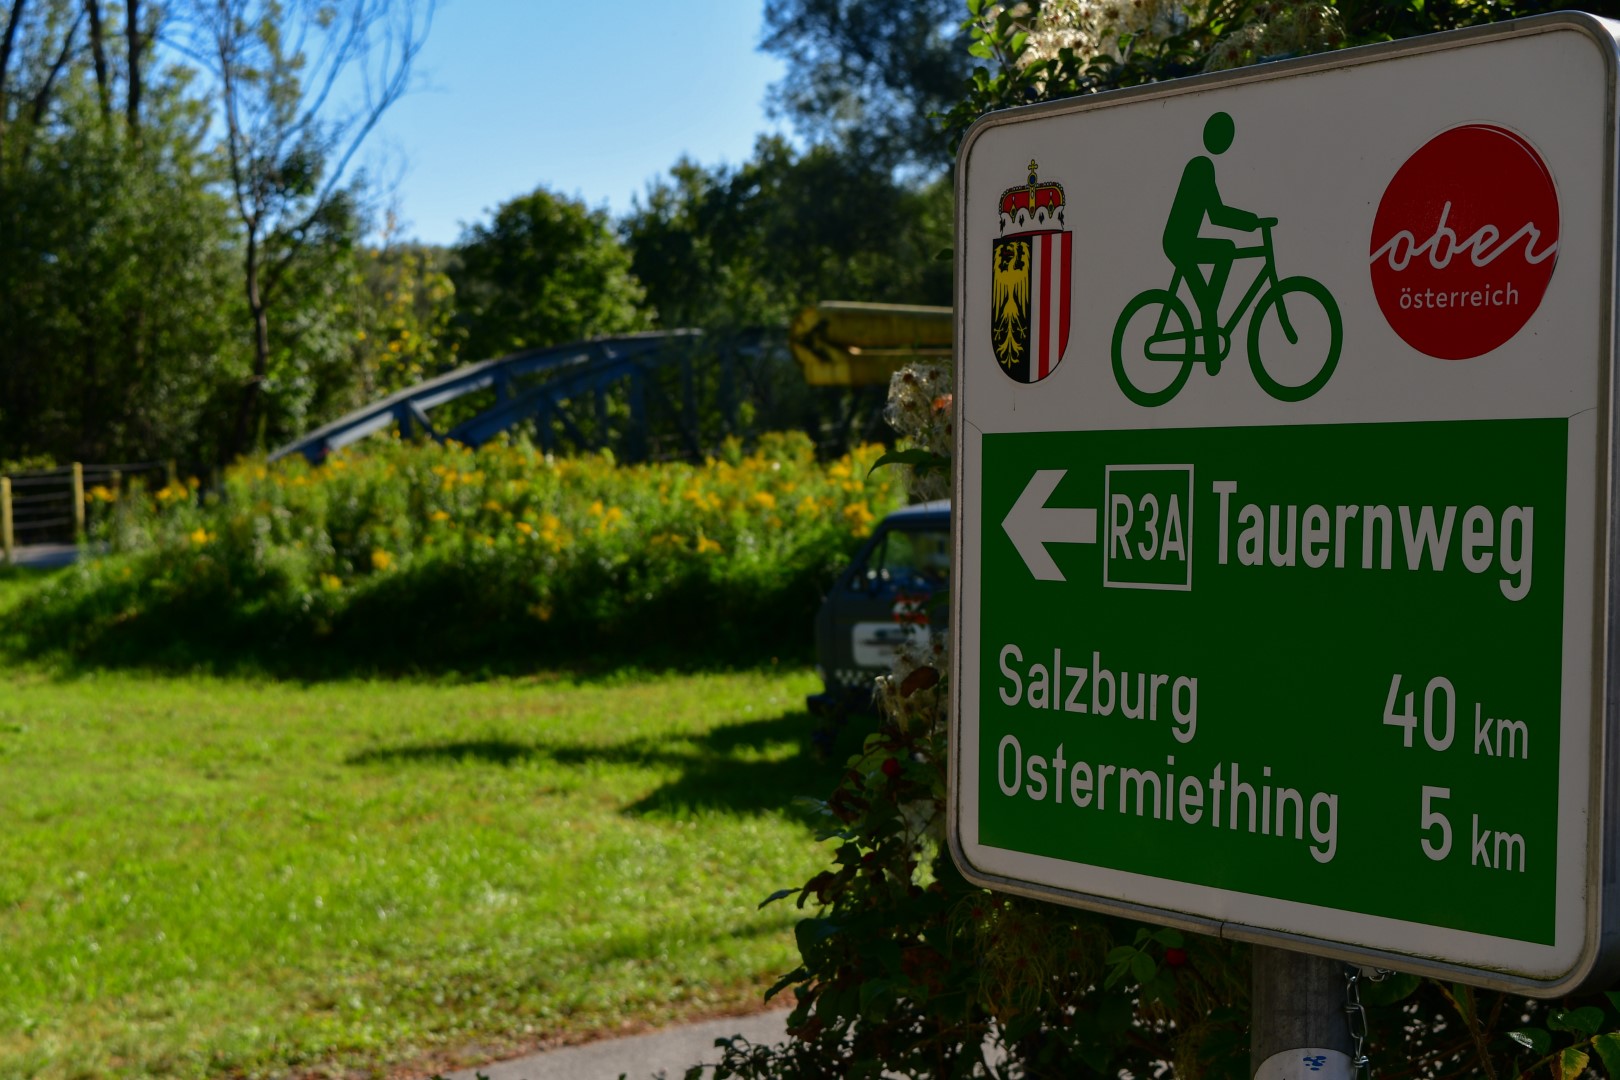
855;526;951;589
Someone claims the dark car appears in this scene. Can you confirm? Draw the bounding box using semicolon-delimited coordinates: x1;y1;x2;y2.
808;500;950;726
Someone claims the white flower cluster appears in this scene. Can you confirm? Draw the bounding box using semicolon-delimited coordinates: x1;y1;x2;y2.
882;362;953;504
1013;0;1196;73
1203;1;1343;71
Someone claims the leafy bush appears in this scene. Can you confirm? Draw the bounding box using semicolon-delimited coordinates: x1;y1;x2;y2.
7;432;898;674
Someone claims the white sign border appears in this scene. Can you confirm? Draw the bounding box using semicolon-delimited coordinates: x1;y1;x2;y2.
947;12;1620;997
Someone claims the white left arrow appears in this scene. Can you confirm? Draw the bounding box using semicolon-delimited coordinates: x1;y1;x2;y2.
1001;469;1098;582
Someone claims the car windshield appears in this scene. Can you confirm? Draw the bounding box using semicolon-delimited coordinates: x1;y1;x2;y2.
862;527;950;588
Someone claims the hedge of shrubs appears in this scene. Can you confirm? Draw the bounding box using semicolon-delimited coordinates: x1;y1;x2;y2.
7;432;898;674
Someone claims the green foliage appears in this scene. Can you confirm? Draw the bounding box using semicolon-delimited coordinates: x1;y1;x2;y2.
6;433;900;674
623;137;953;333
0;0;451;467
187;0;436;459
940;0;1250;150
715;671;1251;1079
246;190;376;450
0;18;243;465
761;0;973;170
451;186;653;361
941;0;1620;156
351;237;464;397
867;446;951;479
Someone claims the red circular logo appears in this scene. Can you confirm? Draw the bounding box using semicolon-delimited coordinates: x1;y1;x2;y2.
1369;124;1559;360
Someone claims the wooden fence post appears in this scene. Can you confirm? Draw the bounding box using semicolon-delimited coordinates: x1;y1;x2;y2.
1;477;12;565
166;459;177;489
72;462;85;540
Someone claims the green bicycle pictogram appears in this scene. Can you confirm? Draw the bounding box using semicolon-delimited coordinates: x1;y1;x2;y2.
1112;112;1343;407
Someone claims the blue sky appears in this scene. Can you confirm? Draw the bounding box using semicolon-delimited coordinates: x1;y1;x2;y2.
363;0;791;246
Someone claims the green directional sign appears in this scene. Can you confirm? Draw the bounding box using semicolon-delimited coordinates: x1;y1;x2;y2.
950;15;1620;995
983;419;1562;943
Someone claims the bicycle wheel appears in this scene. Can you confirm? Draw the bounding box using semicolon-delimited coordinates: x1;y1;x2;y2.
1112;289;1197;408
1248;276;1342;402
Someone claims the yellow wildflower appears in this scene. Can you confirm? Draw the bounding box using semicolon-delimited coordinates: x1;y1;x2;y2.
750;491;777;511
696;535;723;555
371;549;393;572
188;527;212;545
429;510;450;522
321;573;343;592
516;521;534;536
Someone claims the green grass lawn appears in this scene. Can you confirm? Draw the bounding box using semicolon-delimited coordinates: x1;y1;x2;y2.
0;603;844;1078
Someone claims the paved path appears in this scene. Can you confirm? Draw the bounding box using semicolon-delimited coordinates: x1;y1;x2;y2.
442;1008;791;1080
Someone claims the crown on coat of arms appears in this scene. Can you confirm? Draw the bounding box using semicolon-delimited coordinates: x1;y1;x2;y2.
999;159;1066;233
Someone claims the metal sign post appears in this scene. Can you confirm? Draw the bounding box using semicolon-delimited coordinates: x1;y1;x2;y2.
948;11;1620;1008
1249;949;1357;1079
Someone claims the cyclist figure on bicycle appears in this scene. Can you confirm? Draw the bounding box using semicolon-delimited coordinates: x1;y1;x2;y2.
1162;112;1263;369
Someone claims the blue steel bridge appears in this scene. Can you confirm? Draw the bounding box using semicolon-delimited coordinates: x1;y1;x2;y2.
268;305;953;465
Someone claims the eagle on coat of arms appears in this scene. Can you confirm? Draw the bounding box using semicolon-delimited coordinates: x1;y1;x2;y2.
992;160;1072;384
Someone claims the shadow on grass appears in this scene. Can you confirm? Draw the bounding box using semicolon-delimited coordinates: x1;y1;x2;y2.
345;710;874;821
346;738;540;767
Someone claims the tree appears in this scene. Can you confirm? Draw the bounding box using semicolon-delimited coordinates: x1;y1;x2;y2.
449;186;651;361
0;0;449;467
623;135;952;333
185;0;435;458
350;231;462;398
761;0;971;172
0;0;244;466
942;0;1620;152
619;137;951;457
